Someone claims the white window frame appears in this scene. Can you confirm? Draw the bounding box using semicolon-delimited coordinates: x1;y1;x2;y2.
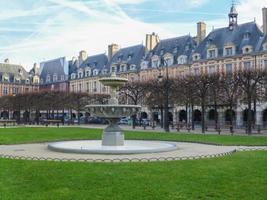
177;55;187;65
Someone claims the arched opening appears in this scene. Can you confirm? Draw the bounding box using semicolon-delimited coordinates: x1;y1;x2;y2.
208;109;217;121
23;111;30;122
141;112;148;119
225;109;236;124
13;111;20;121
262;109;267;127
194;110;201;123
179;110;187;122
152;112;159;123
243;109;255;124
1;111;9;119
168;112;173;124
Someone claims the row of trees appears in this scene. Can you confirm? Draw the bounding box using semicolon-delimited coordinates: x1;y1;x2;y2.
0;91;109;124
119;69;267;134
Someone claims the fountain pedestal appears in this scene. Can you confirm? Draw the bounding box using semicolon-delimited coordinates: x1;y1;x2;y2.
102;120;124;146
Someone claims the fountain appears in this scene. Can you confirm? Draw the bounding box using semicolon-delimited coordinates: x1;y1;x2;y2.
48;72;177;154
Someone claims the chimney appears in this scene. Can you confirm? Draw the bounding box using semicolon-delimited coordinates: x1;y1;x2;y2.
4;58;9;64
145;32;159;52
108;43;119;62
197;22;206;44
79;50;87;65
263;7;267;34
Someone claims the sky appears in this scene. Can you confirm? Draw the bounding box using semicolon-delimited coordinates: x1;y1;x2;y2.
0;0;266;70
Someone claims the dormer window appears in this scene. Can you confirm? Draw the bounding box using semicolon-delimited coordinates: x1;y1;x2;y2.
93;69;98;76
85;70;90;77
263;43;267;51
207;49;217;59
71;73;76;80
177;55;187;65
120;65;125;72
242;45;253;54
192;53;200;61
130;65;136;71
224;47;233;56
78;71;83;78
128;54;133;61
141;61;148;69
46;75;50;83
53;74;57;82
160;49;164;56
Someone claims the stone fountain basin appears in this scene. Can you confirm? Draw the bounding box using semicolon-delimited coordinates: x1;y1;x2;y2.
85;105;141;118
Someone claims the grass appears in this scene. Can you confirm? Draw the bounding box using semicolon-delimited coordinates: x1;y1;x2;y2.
0;151;267;200
1;127;267;146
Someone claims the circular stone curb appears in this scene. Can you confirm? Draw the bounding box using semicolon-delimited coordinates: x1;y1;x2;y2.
0;142;239;163
0;150;237;163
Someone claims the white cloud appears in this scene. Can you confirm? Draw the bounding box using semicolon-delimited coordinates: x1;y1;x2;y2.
237;0;266;26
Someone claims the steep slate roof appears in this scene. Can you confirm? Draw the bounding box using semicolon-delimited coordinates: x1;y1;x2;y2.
0;63;29;83
153;35;196;57
143;35;196;68
194;22;264;59
109;44;145;71
80;53;108;72
40;57;67;83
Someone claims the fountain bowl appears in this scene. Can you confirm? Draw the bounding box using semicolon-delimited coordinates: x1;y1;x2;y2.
85;104;141;118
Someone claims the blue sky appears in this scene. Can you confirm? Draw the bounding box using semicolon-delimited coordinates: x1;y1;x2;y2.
0;0;265;69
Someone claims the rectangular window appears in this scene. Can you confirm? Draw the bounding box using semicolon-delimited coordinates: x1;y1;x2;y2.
209;65;216;74
194;68;200;75
225;47;233;56
264;60;267;70
225;63;233;73
79;84;82;92
61;75;64;81
53;75;57;82
244;61;251;70
3;87;8;95
86;82;89;92
208;50;216;58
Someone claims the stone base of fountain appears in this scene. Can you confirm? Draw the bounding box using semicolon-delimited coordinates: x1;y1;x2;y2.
102;123;124;146
48;140;178;154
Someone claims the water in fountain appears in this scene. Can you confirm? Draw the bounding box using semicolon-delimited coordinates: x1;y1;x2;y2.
48;72;177;154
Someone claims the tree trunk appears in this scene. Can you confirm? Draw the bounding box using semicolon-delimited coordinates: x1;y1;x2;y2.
160;106;164;128
191;104;195;130
247;98;252;135
201;99;205;134
229;104;234;135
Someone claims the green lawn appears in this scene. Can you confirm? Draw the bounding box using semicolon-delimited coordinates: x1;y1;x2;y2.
1;127;267;199
0;151;267;200
1;127;267;146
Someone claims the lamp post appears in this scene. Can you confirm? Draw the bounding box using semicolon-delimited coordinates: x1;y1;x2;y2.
157;58;170;132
